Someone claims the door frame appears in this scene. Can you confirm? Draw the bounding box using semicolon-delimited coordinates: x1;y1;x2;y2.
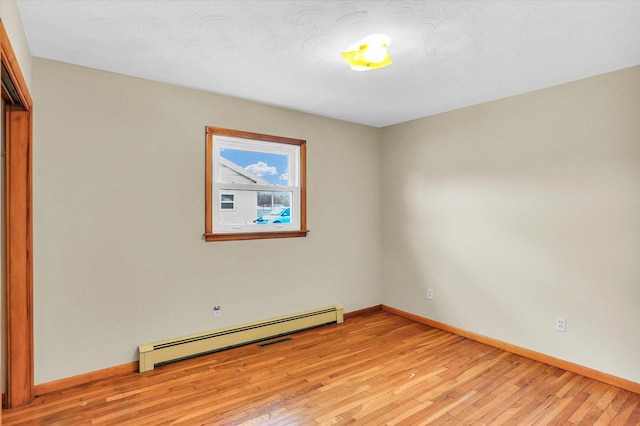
1;19;34;408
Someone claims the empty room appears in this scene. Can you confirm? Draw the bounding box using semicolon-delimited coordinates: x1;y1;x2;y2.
1;0;639;424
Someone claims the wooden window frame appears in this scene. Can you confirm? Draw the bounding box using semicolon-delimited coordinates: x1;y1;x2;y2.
204;127;308;242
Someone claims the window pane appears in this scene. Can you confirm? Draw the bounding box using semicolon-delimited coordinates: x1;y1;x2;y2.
256;191;291;224
220;148;290;186
218;190;292;226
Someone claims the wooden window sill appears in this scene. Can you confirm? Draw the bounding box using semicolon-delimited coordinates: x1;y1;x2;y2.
204;230;310;242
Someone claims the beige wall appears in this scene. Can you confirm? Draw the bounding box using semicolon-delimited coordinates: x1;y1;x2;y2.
30;55;640;386
381;66;640;383
32;58;383;384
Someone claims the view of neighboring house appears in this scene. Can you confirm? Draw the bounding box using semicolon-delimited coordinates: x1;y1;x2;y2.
219;157;269;225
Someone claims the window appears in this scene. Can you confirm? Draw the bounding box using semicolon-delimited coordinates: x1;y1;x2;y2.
220;194;235;210
205;127;308;241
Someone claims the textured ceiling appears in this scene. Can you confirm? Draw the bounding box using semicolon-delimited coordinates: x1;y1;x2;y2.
16;1;640;127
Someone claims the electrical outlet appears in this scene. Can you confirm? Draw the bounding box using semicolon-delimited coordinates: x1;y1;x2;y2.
427;289;434;300
555;317;566;332
213;306;221;318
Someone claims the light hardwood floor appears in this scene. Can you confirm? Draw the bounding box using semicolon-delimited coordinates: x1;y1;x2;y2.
3;311;639;425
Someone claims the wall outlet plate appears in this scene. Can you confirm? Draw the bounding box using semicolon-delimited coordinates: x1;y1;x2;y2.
213;306;221;318
555;317;566;332
427;289;434;300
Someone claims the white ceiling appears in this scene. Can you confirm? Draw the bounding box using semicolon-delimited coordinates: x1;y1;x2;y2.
16;1;640;127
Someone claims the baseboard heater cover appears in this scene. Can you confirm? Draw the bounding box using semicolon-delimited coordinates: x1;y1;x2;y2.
138;305;343;372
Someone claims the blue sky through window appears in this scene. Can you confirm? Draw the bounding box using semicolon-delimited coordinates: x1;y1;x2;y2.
221;149;289;185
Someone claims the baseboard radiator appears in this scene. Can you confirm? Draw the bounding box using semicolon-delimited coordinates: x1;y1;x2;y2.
138;305;343;372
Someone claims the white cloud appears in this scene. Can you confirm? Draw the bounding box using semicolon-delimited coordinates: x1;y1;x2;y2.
245;161;277;177
280;170;289;181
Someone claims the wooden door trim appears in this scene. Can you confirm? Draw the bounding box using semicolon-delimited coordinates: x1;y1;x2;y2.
1;18;34;409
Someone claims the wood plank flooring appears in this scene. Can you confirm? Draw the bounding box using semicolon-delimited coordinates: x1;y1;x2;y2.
4;311;640;425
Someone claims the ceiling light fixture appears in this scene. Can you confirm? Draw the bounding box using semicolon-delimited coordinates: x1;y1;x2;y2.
341;34;392;71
